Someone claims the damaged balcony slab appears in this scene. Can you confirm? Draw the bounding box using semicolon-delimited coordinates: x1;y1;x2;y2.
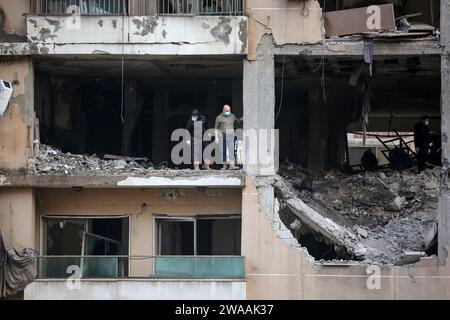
274;39;442;57
0;171;245;189
1;144;245;188
23;15;248;56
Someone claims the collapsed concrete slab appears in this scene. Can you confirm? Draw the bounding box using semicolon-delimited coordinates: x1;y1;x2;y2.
273;176;368;259
260;167;438;265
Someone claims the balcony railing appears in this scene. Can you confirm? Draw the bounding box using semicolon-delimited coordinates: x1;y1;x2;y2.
33;0;245;16
36;255;245;279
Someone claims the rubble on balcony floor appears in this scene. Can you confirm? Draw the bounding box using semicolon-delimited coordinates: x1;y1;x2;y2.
28;144;243;176
28;144;154;175
269;162;439;265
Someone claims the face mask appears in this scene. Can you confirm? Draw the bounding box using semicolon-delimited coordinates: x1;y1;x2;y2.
192;116;198;121
224;111;231;116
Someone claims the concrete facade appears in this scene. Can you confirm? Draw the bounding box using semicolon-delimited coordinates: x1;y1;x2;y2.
0;0;450;300
242;34;276;176
0;58;34;170
25;279;246;300
36;187;242;277
26;15;248;56
439;0;450;265
242;176;450;299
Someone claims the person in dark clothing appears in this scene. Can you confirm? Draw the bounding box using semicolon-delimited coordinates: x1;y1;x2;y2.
186;109;211;170
414;115;431;173
361;148;378;171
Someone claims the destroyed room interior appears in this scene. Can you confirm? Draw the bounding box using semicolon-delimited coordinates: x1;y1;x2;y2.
33;56;243;171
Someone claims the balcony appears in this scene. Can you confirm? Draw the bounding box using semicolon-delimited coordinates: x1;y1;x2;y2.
25;255;246;299
36;255;245;279
26;0;247;56
33;0;246;16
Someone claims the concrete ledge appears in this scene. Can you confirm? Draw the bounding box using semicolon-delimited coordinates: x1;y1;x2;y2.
275;39;442;57
25;279;246;300
22;15;247;56
0;171;245;188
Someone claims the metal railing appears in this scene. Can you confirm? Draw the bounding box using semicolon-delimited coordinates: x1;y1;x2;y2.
35;0;125;15
36;255;245;279
34;0;245;15
159;0;245;16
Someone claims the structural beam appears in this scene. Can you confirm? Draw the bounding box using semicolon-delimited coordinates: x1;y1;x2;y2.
275;40;442;57
0;172;245;188
439;0;450;265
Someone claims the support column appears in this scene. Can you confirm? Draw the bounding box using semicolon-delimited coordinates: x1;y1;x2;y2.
0;57;34;170
152;90;168;164
232;79;243;117
0;188;36;250
243;35;276;176
438;0;450;265
307;89;330;171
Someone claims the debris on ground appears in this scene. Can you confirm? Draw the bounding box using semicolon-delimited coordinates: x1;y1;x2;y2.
27;144;241;175
29;144;154;175
268;160;439;265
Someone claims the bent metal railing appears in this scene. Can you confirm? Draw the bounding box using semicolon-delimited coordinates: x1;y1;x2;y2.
36;255;245;279
33;0;245;16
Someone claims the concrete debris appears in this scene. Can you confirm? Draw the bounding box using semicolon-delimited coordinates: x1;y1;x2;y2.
397;251;427;266
31;144;153;175
385;196;404;212
270;161;439;265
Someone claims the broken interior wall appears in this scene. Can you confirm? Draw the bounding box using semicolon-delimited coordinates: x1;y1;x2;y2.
0;57;34;170
246;0;323;61
242;175;450;299
36;187;242;277
0;0;28;42
0;188;36;251
320;0;440;27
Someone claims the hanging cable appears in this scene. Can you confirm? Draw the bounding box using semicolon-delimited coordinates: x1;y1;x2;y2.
275;55;286;123
275;5;289;123
120;1;126;125
312;0;327;103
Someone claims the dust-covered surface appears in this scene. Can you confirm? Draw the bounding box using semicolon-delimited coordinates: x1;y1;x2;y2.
271;161;439;265
27;144;242;177
30;144;152;175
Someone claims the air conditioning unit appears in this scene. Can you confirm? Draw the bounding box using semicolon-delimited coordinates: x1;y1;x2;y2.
0;80;13;116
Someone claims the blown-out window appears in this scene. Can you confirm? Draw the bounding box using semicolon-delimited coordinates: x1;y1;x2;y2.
156;216;241;255
42;216;129;278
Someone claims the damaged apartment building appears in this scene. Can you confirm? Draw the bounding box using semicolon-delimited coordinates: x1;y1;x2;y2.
0;0;450;300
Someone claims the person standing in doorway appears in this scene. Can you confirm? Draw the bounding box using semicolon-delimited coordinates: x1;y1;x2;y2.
414;115;431;173
186;109;211;170
214;105;239;170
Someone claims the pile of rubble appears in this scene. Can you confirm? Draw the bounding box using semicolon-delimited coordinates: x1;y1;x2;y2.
270;161;439;265
29;144;154;175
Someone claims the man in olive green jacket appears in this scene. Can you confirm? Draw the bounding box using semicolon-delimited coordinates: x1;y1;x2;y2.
214;105;239;170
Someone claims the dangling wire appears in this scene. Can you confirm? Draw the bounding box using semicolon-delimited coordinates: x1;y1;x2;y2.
275;5;289;123
312;0;327;103
275;55;286;123
120;1;126;125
